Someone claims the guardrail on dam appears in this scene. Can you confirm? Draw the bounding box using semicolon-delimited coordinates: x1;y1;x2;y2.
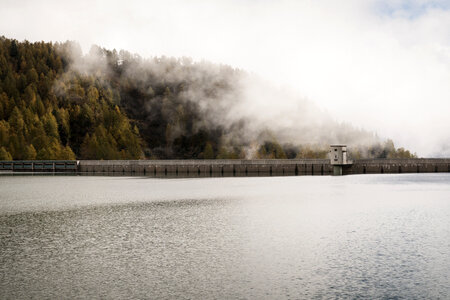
0;161;77;172
1;158;449;176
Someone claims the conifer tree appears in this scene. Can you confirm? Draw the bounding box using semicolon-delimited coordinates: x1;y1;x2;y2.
203;142;214;159
0;146;12;160
24;144;37;160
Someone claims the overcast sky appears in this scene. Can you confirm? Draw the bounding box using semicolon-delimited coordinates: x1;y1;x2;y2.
1;0;450;156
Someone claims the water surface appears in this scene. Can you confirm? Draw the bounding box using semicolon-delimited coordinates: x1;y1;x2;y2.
1;174;450;299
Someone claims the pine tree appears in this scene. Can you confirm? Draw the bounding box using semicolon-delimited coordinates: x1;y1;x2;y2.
9;40;18;58
0;120;10;146
203;142;214;159
8;107;24;134
60;145;76;160
24;144;37;160
26;68;39;84
43;113;59;139
216;147;230;159
0;146;12;160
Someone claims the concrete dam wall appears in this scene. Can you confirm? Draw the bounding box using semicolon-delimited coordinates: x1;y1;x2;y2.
1;158;449;176
78;158;450;176
347;158;450;175
77;159;330;176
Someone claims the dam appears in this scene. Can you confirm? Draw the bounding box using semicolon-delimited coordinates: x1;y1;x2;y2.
0;158;449;176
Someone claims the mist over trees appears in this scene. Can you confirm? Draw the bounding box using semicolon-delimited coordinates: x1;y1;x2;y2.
0;37;415;160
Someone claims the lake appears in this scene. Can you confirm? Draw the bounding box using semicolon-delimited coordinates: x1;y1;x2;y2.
1;174;450;299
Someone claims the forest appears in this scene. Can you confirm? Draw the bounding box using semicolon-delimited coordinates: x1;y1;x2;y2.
0;37;416;160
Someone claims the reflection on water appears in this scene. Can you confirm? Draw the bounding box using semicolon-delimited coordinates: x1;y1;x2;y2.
1;174;450;299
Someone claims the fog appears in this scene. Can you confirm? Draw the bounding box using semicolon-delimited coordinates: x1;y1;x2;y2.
1;0;450;156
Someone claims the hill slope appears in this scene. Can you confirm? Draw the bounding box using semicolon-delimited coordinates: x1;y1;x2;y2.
0;37;415;160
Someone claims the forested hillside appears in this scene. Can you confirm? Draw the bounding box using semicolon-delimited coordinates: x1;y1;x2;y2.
0;37;416;160
0;38;141;160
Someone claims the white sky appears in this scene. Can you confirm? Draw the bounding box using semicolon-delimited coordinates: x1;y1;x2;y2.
1;0;450;156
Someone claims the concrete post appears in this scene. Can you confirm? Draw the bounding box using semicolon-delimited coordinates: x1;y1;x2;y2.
333;165;343;176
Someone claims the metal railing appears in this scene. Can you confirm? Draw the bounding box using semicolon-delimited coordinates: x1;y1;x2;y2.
0;161;78;172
